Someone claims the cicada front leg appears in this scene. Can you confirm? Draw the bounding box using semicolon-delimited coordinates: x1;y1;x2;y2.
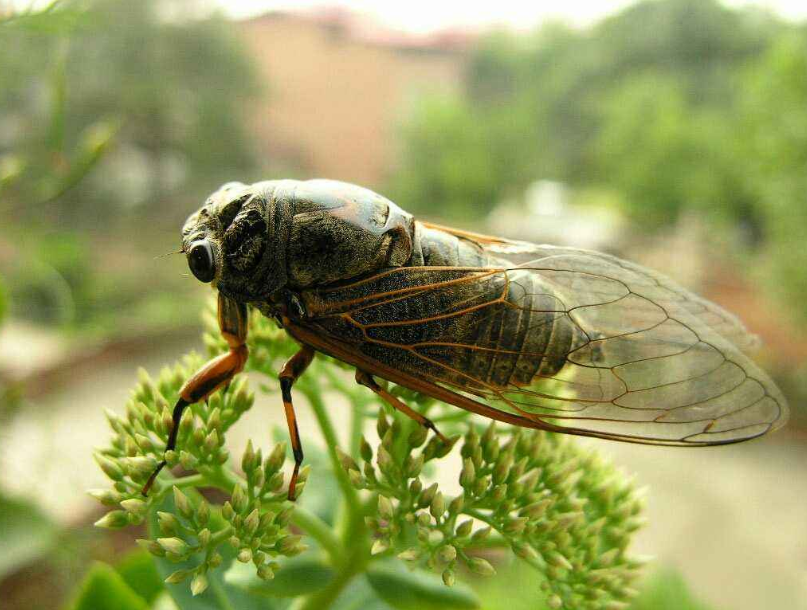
142;293;249;495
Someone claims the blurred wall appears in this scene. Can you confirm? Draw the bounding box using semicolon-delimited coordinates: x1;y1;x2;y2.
239;10;470;186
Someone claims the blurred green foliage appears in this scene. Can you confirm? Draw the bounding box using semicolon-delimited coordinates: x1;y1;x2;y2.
391;0;807;323
0;0;264;335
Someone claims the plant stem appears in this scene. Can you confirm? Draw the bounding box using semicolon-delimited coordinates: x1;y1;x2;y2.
302;386;361;516
290;551;368;610
292;506;343;564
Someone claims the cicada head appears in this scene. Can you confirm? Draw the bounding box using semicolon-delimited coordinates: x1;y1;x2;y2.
181;181;292;302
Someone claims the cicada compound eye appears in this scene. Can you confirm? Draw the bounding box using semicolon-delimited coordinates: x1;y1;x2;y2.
187;240;216;283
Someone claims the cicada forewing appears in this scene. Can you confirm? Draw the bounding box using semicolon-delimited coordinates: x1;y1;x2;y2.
289;231;788;446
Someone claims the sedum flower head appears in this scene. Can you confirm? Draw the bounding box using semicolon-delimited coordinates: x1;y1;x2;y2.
343;418;646;609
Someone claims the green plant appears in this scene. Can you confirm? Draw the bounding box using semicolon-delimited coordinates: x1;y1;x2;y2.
91;298;647;609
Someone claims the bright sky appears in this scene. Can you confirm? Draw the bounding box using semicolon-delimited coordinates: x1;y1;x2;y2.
207;0;807;31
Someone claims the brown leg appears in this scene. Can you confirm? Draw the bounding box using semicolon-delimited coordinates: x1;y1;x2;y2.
142;294;249;495
278;345;315;501
355;370;448;443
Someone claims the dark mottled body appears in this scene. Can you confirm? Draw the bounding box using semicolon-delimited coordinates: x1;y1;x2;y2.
185;179;576;396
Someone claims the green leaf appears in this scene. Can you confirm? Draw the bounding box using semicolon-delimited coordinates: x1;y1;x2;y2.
366;561;480;610
116;549;165;605
0;493;58;580
630;567;715;610
224;554;335;598
67;562;149;610
331;575;394;610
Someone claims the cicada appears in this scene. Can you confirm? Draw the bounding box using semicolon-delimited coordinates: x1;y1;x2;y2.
143;179;789;498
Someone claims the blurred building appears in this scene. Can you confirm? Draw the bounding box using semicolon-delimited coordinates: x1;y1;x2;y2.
239;8;472;186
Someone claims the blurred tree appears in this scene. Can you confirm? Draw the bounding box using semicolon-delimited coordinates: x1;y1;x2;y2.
391;0;786;222
0;0;262;229
738;32;807;321
0;0;265;334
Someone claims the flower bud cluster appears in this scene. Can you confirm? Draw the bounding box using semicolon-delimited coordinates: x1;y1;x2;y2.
135;486;221;596
91;356;254;525
341;412;646;609
220;444;309;582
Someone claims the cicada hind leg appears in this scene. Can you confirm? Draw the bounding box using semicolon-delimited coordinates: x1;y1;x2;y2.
355;370;449;444
142;293;248;496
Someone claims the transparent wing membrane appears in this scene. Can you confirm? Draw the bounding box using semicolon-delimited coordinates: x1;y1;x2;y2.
303;236;787;445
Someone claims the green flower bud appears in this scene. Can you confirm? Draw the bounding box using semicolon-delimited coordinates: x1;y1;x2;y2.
468;557;496;576
178;451;196;470
94;453;124;481
520;498;552;520
157;537;189;556
222;502;235;521
94;510;129;529
438;544;457;563
258;511;276;532
442;568;455;587
348;469;365;489
165;569;192;584
276;506;294;527
547;551;573;570
266;442;286;476
455;519;473;538
208;552;223;569
448;494;464;515
360;436;373;461
204;430;219;453
257;565;274;580
191;573;208;596
136;538;165;557
336;447;359;472
238;547;253;563
244;509;260;535
471;526;491;543
512;541;539;561
473;475;490;497
268;471;284;492
408;426;428;448
547;594;563;609
197;499;210;525
459;458;475;489
397;548;419;561
231;485;248;513
173;487;193;518
430;492;445;520
376;446;395;477
491;484;507;503
157;511;179;536
371;538;389;555
378;495;394;521
134;433;154;453
418;483;438;508
376;410;389;438
208;407;222;431
242;440;257;473
404;454;424;478
503;517;528;535
87;488;121;506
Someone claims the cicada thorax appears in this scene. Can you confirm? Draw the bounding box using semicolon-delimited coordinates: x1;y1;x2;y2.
190;179;417;302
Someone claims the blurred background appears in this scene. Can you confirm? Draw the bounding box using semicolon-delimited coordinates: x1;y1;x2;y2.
1;0;806;608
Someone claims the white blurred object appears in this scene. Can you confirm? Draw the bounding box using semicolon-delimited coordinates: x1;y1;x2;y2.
487;180;625;251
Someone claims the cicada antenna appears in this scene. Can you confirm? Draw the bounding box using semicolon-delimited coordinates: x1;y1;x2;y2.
154;249;185;260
